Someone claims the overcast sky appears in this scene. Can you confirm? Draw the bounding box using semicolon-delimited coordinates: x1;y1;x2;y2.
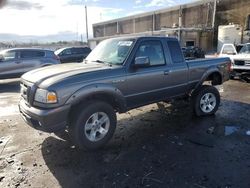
0;0;196;42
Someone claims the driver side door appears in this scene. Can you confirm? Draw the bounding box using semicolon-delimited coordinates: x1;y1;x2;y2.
125;40;170;108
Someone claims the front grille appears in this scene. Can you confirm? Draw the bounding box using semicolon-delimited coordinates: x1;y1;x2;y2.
245;60;250;66
234;60;245;66
20;82;31;103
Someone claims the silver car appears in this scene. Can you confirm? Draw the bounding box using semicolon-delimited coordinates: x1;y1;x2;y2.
0;48;60;79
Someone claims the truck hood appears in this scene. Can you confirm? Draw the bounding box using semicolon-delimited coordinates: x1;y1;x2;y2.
21;63;111;85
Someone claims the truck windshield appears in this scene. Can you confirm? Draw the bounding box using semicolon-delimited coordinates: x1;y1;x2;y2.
239;44;250;54
86;39;134;65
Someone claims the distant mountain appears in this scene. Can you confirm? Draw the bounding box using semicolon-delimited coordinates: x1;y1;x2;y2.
0;31;87;43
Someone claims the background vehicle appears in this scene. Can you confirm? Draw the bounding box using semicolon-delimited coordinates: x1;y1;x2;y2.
219;43;250;78
19;37;231;150
0;48;60;79
182;46;205;60
55;47;91;63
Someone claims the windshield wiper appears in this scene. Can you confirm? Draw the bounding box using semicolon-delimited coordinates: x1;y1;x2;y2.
91;60;112;66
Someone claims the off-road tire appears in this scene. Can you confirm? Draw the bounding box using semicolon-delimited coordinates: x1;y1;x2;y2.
192;85;220;116
69;100;117;150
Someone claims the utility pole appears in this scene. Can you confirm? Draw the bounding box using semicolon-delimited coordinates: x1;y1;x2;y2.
178;5;183;42
85;5;89;42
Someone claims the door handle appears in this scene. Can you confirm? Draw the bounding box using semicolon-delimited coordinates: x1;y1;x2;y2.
164;70;170;75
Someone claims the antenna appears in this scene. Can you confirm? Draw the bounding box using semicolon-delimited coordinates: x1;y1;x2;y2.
85;5;89;42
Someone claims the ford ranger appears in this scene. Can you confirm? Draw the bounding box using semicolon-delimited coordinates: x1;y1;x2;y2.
19;37;231;149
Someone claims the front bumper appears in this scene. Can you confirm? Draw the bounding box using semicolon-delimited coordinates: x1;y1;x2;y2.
19;99;71;133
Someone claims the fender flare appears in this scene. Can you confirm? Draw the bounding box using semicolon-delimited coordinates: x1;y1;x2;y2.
65;84;127;112
193;67;222;92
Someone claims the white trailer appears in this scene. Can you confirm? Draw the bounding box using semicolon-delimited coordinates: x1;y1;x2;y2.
217;24;242;53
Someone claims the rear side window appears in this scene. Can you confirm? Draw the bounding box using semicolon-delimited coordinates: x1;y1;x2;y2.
73;48;84;54
20;50;45;59
73;47;91;54
168;41;184;64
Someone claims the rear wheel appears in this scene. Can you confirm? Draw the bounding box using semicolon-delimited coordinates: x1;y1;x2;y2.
192;85;220;116
69;101;117;150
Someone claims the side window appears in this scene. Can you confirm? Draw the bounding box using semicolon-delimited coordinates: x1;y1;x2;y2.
3;51;16;61
20;50;45;59
135;40;165;66
72;48;79;54
168;41;184;64
83;47;91;53
62;49;72;55
73;48;86;54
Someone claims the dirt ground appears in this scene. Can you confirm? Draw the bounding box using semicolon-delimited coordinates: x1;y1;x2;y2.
0;79;250;188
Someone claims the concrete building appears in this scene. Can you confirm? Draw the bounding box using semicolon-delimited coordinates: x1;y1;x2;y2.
89;0;250;52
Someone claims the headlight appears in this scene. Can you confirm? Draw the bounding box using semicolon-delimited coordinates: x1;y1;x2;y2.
34;89;58;104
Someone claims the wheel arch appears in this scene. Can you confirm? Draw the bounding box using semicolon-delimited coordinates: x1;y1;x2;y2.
192;69;223;94
66;84;127;115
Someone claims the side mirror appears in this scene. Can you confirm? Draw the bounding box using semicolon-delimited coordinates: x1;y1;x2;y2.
133;56;150;68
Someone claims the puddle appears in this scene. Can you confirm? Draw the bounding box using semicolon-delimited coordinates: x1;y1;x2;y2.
225;126;240;136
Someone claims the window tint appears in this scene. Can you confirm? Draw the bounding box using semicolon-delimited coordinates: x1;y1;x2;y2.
135;40;165;66
72;48;84;54
168;41;184;63
3;51;16;60
83;47;91;53
72;47;91;54
20;50;45;59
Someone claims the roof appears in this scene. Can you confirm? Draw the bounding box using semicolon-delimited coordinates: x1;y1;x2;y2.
0;48;53;52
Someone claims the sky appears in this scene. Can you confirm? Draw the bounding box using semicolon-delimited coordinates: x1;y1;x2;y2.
0;0;196;42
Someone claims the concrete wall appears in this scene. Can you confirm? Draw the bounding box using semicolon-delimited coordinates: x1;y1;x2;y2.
92;0;250;51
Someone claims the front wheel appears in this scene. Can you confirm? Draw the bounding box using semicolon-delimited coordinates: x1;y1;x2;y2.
192;85;220;116
69;101;117;150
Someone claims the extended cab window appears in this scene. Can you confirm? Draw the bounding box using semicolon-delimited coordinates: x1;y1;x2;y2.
135;41;165;66
168;41;184;63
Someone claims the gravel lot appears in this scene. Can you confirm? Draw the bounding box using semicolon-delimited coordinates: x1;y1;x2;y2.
0;79;250;188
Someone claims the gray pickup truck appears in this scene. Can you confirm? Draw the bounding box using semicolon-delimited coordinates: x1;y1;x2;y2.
19;37;231;149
